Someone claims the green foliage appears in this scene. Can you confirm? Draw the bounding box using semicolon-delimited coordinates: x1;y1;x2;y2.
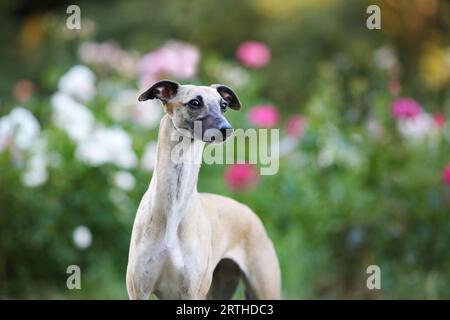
1;0;450;299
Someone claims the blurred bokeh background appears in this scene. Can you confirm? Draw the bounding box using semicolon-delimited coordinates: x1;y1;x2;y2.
1;0;450;299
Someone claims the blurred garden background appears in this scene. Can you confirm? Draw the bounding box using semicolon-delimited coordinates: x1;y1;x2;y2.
1;0;450;299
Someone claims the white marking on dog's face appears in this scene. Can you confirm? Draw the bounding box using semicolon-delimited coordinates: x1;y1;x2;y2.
138;81;241;143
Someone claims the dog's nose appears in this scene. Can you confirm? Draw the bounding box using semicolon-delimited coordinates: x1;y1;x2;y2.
219;124;233;140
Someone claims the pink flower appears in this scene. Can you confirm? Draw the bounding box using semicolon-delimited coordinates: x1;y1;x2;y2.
433;113;445;129
139;41;200;88
391;97;422;119
236;41;271;68
225;164;259;191
443;165;450;185
285;115;306;138
248;105;279;128
78;41;139;77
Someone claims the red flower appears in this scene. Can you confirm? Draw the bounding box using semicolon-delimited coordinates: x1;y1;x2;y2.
285;115;306;138
225;164;259;191
236;41;271;68
248;105;279;128
433;113;445;129
443;165;450;185
391;97;422;119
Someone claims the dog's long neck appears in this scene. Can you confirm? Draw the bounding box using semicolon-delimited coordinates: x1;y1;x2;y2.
148;115;204;246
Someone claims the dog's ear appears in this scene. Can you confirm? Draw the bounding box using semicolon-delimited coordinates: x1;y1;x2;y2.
211;84;241;110
138;80;180;103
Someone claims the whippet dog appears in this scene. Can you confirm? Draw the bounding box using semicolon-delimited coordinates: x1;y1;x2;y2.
126;80;281;300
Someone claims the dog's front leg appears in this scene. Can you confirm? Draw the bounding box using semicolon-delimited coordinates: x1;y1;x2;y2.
178;264;214;300
126;251;159;300
126;267;156;300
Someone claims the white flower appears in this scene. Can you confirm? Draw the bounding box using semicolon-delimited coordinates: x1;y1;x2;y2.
109;89;162;129
366;118;384;140
73;225;92;250
76;127;137;169
0;107;40;151
21;139;48;187
397;113;437;141
132;99;162;129
76;138;110;166
113;171;136;191
108;90;137;122
212;62;249;89
58;65;96;102
373;46;398;71
317;135;364;169
51;92;95;143
317;144;335;168
141;142;157;172
0;107;48;186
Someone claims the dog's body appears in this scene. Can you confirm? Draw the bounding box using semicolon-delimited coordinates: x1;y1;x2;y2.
126;81;281;300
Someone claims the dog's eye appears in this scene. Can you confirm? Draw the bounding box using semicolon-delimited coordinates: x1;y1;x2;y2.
221;101;228;112
188;99;201;107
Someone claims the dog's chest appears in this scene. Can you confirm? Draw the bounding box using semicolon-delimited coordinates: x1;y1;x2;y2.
152;241;204;298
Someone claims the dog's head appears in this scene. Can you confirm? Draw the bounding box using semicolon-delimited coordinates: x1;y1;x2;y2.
138;80;241;143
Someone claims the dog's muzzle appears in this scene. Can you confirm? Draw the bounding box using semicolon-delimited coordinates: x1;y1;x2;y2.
203;118;233;143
